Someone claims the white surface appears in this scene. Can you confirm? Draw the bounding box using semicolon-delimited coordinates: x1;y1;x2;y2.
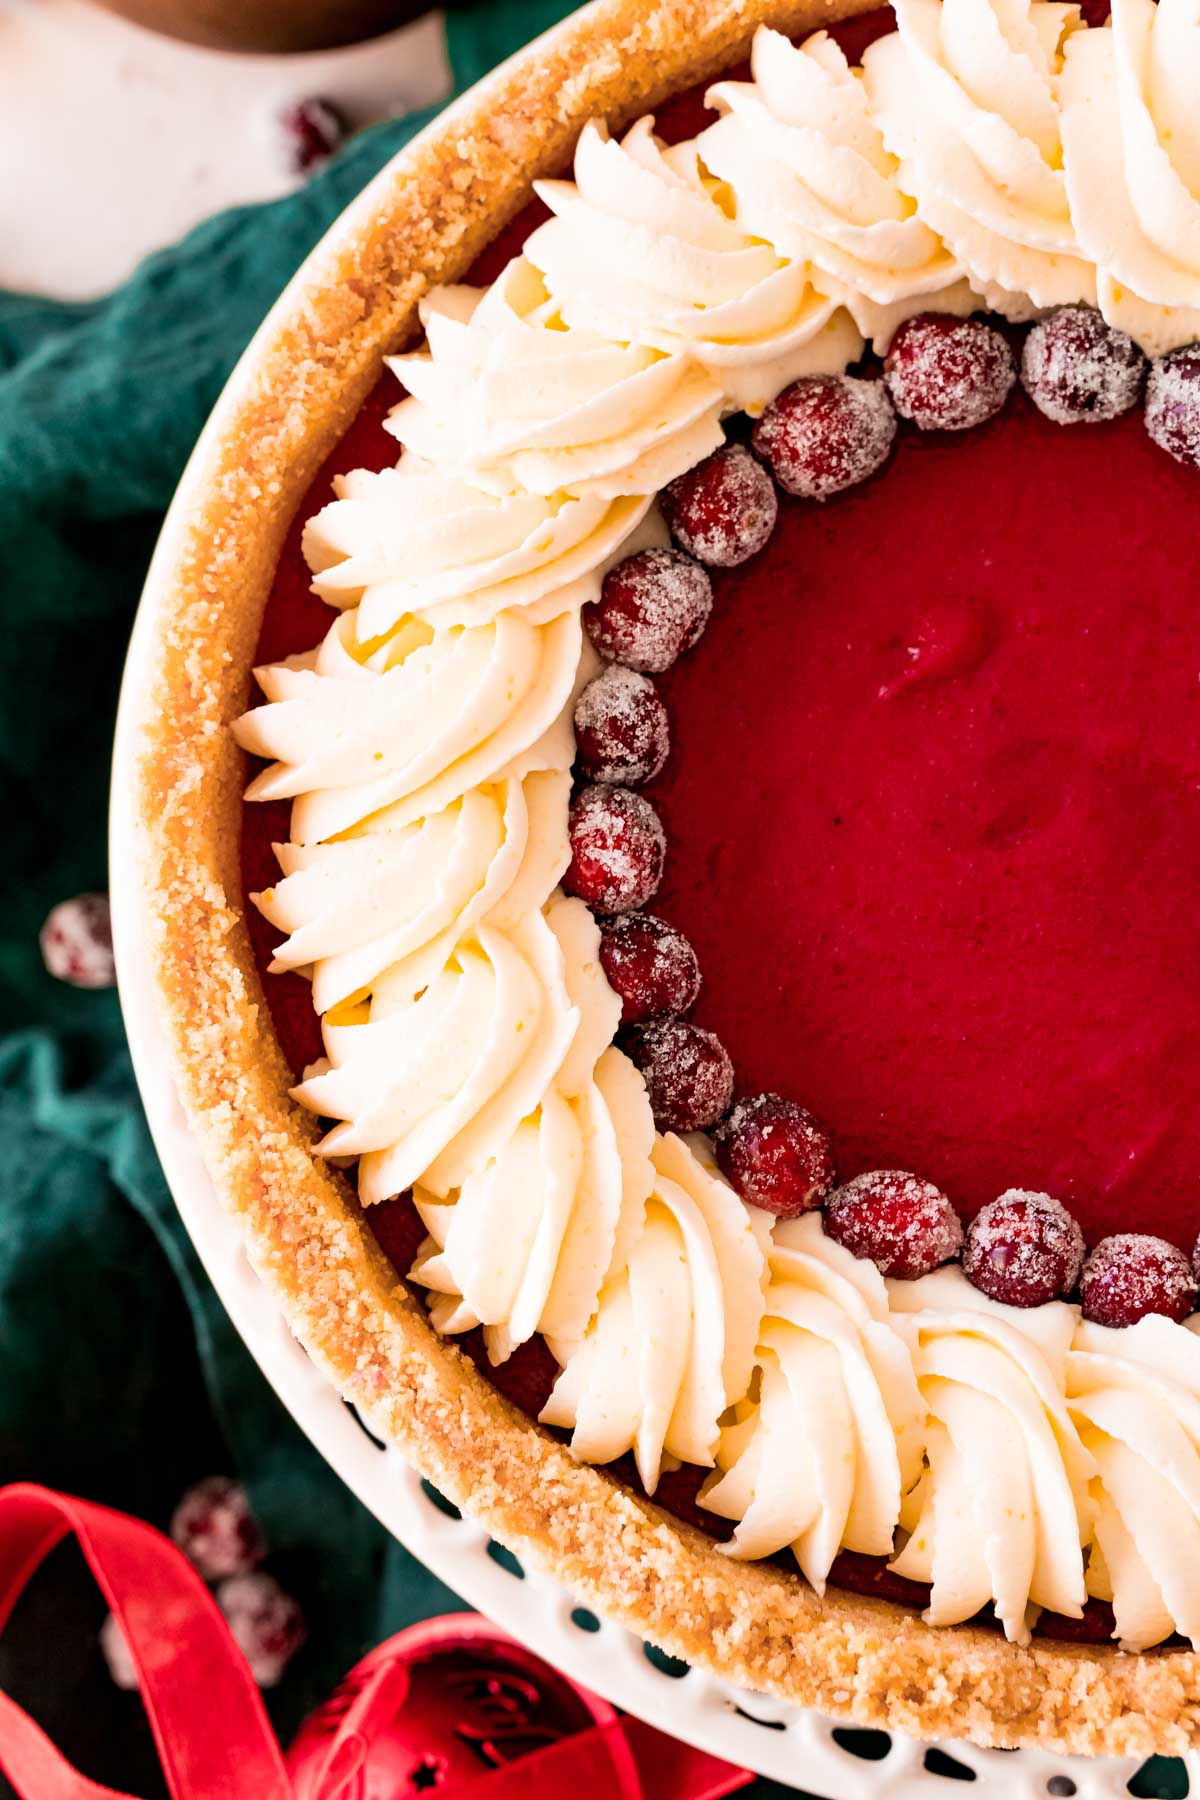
109;628;1178;1800
0;0;451;299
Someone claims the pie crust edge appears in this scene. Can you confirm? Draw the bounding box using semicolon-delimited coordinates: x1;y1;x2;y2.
129;0;1200;1753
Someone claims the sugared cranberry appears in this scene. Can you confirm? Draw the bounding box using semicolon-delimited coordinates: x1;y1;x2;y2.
884;313;1016;431
661;444;778;566
564;785;665;912
598;912;701;1024
585;548;713;674
170;1476;265;1581
825;1170;963;1279
714;1093;835;1218
1020;306;1146;425
752;375;896;500
574;665;669;785
1080;1234;1197;1329
39;893;115;988
1146;343;1200;471
215;1573;306;1688
279;97;348;175
626;1017;734;1133
962;1189;1084;1308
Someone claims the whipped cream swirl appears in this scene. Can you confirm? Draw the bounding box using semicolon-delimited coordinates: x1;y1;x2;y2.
865;0;1095;317
234;605;584;847
701;1213;924;1590
411;1046;655;1365
701;28;974;347
304;456;649;638
387;257;727;498
525;117;863;410
888;1270;1093;1643
1060;0;1200;356
1069;1314;1200;1649
541;1133;771;1493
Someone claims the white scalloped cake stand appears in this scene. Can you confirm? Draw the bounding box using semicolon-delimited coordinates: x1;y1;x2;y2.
109;560;1190;1797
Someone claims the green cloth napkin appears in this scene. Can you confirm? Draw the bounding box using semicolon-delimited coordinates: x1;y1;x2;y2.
0;7;1184;1794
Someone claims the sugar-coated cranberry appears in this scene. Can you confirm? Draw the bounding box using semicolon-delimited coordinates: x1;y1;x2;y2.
279;97;348;174
598;912;701;1024
1020;306;1146;425
752;375;896;500
661;444;778;566
1146;343;1200;471
714;1093;835;1218
962;1189;1084;1307
216;1573;306;1688
1080;1234;1197;1329
564;785;665;912
885;313;1016;431
585;548;713;674
39;893;115;989
574;665;669;785
170;1476;266;1581
99;1614;138;1691
825;1170;963;1279
626;1017;734;1133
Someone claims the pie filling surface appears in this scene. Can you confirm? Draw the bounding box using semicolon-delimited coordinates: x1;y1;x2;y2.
236;0;1200;1656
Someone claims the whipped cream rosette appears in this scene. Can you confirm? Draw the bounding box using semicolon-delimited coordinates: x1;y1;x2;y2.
1068;1314;1200;1650
411;1046;655;1365
865;0;1095;317
386;258;727;499
303;456;650;638
700;28;974;348
1060;0;1200;356
254;772;570;1014
293;896;611;1208
525;116;863;411
887;1271;1093;1643
233;605;584;846
540;1133;771;1493
700;1213;924;1590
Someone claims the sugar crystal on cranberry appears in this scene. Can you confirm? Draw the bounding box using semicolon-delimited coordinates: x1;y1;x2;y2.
170;1476;265;1581
1081;1233;1197;1328
825;1169;963;1279
752;374;896;500
1146;343;1200;471
598;912;701;1024
885;313;1016;432
661;443;778;566
585;548;713;674
962;1188;1083;1307
626;1017;734;1134
574;665;669;785
564;784;665;912
714;1093;835;1218
1020;306;1146;425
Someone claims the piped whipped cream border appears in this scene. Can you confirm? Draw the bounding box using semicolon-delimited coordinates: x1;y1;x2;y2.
233;0;1200;1653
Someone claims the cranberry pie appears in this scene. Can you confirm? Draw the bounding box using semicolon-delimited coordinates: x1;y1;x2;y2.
134;0;1200;1754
